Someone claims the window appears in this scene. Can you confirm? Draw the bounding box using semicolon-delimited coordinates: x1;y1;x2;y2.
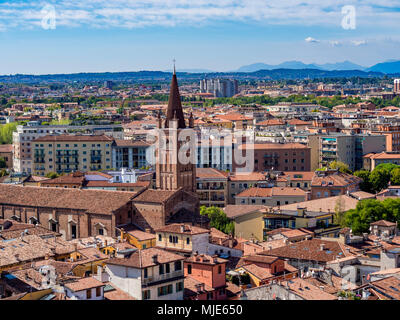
159;264;164;275
169;235;172;243
218;265;222;274
143;290;151;300
186;237;190;245
166;263;170;273
158;234;162;241
86;289;92;299
175;261;182;271
96;287;101;297
176;281;183;292
143;268;148;278
187;264;192;274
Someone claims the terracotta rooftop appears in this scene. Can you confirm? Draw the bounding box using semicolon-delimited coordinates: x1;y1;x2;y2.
196;168;229;179
106;247;184;269
236;187;306;198
311;171;362;187
260;238;352;263
132;189;177;204
370;220;397;227
0;144;12;153
64;277;104;292
155;223;210;235
224;205;265;219
273;195;358;213
0;185;136;215
34;134;114;142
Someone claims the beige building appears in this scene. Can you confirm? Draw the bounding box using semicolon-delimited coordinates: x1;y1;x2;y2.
224;205;265;241
32;135;114;176
196;168;229;208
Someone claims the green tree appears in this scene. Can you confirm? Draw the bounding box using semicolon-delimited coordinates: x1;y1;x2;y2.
391;168;400;186
45;172;60;179
329;161;352;174
342;198;400;234
200;206;234;235
354;170;372;193
0;157;6;169
369;169;391;193
0;122;17;144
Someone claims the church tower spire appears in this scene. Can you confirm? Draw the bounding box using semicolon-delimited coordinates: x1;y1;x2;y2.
165;60;186;129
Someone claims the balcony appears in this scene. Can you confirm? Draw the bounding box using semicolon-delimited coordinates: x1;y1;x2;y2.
142;270;184;287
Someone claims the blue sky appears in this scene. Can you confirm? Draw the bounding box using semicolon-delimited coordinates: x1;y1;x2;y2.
0;0;400;74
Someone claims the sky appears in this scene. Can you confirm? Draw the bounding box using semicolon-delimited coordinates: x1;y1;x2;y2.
0;0;399;74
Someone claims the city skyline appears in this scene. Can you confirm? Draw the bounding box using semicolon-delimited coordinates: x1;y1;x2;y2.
0;1;400;74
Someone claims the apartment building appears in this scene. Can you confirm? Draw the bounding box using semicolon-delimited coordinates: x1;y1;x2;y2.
184;254;228;300
196;168;229;208
196;139;233;172
310;169;362;200
104;247;185;300
13;123;123;174
32;135;114;176
235;143;311;172
364;152;400;171
111;140;153;170
308;133;386;171
235;187;308;206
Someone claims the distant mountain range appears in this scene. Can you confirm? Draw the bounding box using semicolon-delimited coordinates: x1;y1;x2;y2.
235;60;400;74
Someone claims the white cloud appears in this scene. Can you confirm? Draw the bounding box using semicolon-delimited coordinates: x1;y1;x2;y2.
305;37;320;43
352;40;367;46
0;1;399;30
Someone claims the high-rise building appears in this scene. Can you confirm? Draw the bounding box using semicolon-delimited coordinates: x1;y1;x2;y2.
394;79;400;93
200;79;238;97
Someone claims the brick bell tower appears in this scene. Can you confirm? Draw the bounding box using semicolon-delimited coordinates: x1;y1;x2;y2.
155;63;196;193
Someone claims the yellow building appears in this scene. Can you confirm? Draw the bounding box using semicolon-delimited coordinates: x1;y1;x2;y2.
120;229;156;250
154;224;210;255
224;205;265;241
32;135;114;176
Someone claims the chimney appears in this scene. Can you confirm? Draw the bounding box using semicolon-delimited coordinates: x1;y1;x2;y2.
74;243;78;253
180;224;185;233
152;254;158;264
120;228;125;242
320;244;325;251
105;240;108;247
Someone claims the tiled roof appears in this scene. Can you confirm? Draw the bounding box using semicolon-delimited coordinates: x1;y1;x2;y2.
229;172;266;182
236;187;306;198
370;220;397;227
132;189;177;204
114;140;151;147
34;134;114;142
261;239;351;263
185;254;227;265
224;205;265;219
127;230;156;241
196;168;229;179
0;185;136;215
311;171;362;187
64;277;104;292
106;247;184;269
155;223;210;235
274;195;358;213
0;144;12;153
